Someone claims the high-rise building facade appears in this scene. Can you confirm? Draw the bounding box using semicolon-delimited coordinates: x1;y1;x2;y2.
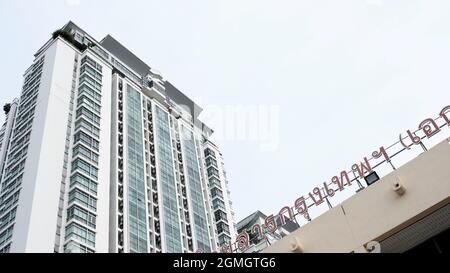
0;100;19;181
0;21;236;253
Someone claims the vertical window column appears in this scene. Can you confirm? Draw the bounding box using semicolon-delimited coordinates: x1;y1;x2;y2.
126;85;148;253
64;56;102;253
155;106;182;253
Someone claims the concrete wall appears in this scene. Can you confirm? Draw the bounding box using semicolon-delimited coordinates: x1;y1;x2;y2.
264;137;450;253
11;38;76;252
11;39;113;253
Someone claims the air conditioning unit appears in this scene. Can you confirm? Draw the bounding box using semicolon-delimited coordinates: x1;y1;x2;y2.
118;215;123;229
155;221;160;233
118;185;123;197
118;200;123;213
186;226;192;236
118;232;124;246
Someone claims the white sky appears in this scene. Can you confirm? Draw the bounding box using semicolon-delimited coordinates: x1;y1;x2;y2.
1;0;450;222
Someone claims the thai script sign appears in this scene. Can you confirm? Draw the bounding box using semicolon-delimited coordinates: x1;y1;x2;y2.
198;104;450;253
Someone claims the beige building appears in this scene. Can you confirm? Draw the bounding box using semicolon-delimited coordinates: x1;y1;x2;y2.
264;138;450;253
236;210;299;253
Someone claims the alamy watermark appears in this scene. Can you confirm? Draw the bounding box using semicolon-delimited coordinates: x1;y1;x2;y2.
184;100;281;152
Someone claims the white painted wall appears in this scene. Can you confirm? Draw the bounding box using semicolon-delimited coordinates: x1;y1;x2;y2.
11;38;75;252
10;39;113;253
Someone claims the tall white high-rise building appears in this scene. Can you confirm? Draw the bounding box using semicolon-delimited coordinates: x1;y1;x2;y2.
0;21;236;253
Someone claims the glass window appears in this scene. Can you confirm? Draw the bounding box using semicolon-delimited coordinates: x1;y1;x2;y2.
217;222;230;234
73;144;99;163
65;222;96;247
67;205;96;228
72;158;98;179
126;85;148;253
70;173;97;194
207;166;219;178
181;126;211;252
155;105;182;253
68;188;97;211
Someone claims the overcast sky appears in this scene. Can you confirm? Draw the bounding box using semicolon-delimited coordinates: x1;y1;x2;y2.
1;0;450;223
